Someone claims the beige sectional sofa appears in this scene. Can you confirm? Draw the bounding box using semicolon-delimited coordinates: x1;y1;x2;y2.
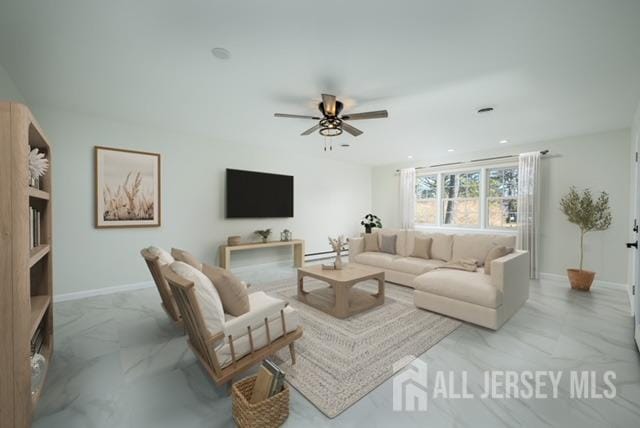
349;229;529;330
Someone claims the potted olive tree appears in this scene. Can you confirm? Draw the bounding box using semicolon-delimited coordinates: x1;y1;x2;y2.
559;187;612;291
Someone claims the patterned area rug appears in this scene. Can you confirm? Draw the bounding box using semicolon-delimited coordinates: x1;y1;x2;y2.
253;276;461;418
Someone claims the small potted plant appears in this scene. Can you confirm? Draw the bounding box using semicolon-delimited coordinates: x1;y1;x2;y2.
559;187;612;291
254;229;272;243
360;214;382;234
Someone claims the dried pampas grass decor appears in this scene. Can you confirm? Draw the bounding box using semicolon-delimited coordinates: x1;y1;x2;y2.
28;148;48;179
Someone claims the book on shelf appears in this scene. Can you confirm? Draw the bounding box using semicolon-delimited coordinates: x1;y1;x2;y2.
29;207;42;249
29;207;42;250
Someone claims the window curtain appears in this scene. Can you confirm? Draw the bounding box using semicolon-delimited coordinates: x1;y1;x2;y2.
400;168;416;229
517;152;541;279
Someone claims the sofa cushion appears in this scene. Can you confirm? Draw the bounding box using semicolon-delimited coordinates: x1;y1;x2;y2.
428;233;453;261
390;257;444;275
413;269;502;308
411;236;432;259
170;261;225;334
452;234;516;266
363;233;380;252
171;247;203;271
146;246;174;265
354;252;400;269
380;234;398;254
202;264;250;316
484;246;513;275
378;228;409;256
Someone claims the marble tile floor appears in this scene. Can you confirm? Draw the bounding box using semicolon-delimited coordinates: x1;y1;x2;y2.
34;265;640;428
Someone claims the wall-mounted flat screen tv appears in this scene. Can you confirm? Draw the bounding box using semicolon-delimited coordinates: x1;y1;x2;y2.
226;169;294;218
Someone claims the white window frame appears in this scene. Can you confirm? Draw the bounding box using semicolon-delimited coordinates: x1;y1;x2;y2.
440;169;482;229
413;160;518;234
485;166;519;230
415;174;438;225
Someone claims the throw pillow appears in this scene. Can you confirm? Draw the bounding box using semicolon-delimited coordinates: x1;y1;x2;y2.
169;261;225;335
380;234;397;254
171;247;203;271
429;234;454;261
411;236;432;259
146;246;174;265
202;263;250;316
363;233;380;252
484;246;513;275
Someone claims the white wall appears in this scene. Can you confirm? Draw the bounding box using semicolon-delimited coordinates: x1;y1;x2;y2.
0;63;24;102
372;129;631;284
27;106;371;295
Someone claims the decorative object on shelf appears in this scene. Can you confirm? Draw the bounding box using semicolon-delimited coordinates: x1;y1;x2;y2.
280;229;292;242
30;353;47;397
95;146;161;228
255;229;272;243
360;213;382;234
328;235;346;270
28;147;48;184
560;186;612;291
228;236;241;246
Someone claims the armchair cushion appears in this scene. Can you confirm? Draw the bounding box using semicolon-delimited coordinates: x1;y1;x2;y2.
171;247;203;271
146;246;174;265
202;264;250;316
222;291;287;339
170;261;225;334
216;305;299;368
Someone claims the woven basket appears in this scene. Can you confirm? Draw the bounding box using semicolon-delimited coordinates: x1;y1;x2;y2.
232;376;289;428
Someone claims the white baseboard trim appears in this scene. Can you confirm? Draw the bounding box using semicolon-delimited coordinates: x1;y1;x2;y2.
54;281;154;303
539;272;633;314
539;272;627;288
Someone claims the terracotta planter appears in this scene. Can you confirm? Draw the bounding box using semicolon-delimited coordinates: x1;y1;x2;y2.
566;269;595;291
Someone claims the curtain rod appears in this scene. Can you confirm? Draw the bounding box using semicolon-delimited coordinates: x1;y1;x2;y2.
395;150;549;173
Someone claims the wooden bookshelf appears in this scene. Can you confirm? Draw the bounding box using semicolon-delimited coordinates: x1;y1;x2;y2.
0;102;53;427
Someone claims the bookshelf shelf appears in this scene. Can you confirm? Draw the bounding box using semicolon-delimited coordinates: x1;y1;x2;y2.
28;187;50;200
0;102;53;426
29;244;50;268
29;296;51;338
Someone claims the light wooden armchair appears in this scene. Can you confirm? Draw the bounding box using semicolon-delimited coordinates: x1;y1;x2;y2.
161;265;303;387
140;248;182;324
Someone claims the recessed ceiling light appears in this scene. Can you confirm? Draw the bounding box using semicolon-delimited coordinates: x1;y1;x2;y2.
499;139;509;144
477;107;494;114
407;155;413;159
211;47;231;60
447;149;455;152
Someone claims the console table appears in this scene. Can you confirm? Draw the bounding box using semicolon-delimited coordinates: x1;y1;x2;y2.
219;239;305;270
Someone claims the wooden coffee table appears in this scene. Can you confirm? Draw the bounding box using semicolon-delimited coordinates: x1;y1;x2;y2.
297;264;385;318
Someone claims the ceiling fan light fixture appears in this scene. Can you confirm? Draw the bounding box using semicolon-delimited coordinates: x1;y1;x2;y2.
319;127;342;137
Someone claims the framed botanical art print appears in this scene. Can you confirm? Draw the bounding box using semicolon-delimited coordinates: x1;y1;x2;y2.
95;146;161;228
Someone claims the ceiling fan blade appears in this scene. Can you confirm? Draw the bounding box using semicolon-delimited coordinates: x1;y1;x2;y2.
274;113;321;119
301;124;320;136
341;122;363;137
341;110;388;120
322;94;337;116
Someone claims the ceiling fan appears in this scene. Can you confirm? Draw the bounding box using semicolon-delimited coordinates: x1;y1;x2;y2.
274;93;389;139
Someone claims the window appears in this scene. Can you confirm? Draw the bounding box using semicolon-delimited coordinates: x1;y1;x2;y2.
415;175;438;224
441;171;480;226
487;167;518;228
413;164;519;230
